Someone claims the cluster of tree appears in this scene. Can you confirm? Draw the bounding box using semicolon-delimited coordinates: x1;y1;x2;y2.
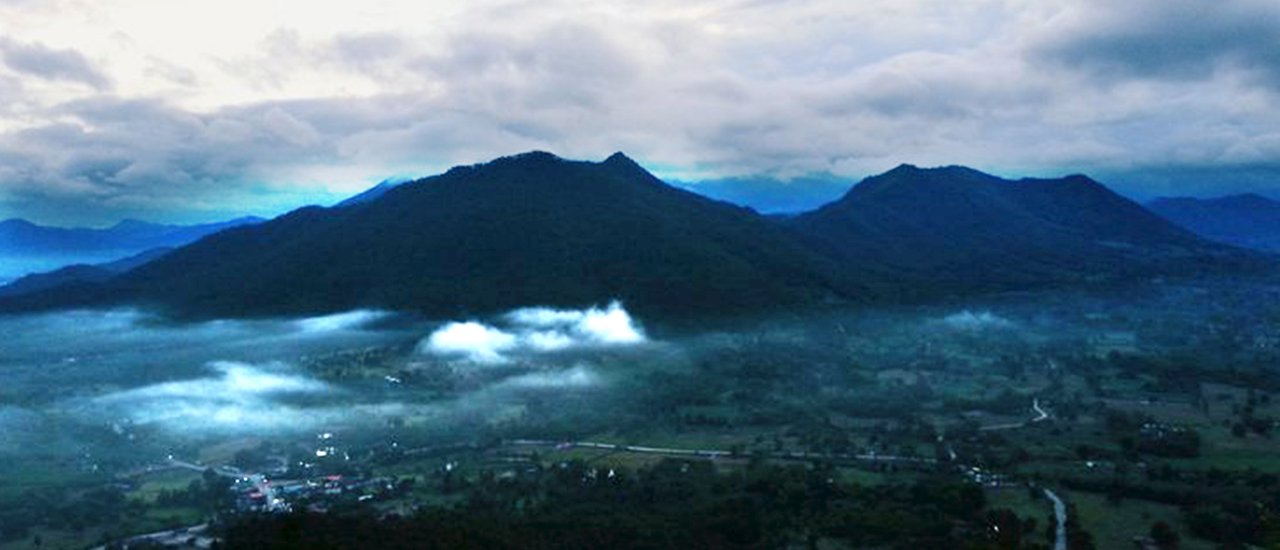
0;485;131;541
1057;470;1280;547
153;470;233;511
1104;410;1201;458
218;458;1044;549
1230;389;1275;438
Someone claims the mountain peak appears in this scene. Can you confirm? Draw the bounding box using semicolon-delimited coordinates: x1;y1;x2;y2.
879;163;995;180
850;163;1001;199
600;151;657;183
111;219;159;231
499;150;564;164
603;151;638;166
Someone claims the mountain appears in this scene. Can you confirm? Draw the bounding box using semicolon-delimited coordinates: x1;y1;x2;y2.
0;247;172;298
0;152;864;319
336;178;408;207
2;157;1263;319
1147;194;1280;252
0;215;265;284
787;164;1255;293
0;216;265;255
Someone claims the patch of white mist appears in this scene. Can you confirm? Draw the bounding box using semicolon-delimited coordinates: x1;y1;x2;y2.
294;310;389;333
86;361;335;432
419;301;646;363
938;310;1014;331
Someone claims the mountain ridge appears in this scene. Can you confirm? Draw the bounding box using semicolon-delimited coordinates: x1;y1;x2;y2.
787;164;1250;290
0;216;266;255
0;153;1265;319
41;151;864;319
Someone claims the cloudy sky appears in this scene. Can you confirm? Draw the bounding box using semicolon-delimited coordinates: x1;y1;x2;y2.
1;0;1278;225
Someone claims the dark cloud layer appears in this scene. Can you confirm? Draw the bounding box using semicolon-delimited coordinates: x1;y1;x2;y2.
1035;0;1280;88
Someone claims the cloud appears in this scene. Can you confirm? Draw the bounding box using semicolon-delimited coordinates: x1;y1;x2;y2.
421;321;520;363
1032;0;1280;88
294;309;388;333
420;301;647;363
508;301;647;344
0;38;110;89
937;310;1014;331
4;0;1280;225
89;361;334;431
499;365;599;389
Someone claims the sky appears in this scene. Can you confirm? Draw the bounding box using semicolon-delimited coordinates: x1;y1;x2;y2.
1;0;1278;225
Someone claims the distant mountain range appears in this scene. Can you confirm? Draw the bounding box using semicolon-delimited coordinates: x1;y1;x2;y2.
0;216;264;255
0;216;265;285
0;247;173;298
1147;194;1280;252
0;152;1267;319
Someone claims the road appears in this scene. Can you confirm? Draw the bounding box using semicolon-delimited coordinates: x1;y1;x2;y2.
980;398;1050;431
90;523;213;550
1044;488;1067;550
166;457;286;511
1031;398;1049;423
510;439;936;465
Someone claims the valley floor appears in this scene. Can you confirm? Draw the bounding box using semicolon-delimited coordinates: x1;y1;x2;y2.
2;276;1280;548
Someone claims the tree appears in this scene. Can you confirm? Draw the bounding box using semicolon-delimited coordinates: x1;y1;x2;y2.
1150;521;1179;549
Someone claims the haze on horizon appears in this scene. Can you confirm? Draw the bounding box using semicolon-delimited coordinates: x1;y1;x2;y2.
1;0;1278;226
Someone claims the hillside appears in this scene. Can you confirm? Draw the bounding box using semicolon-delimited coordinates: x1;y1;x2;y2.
787;164;1252;293
1;157;1265;319
3;152;863;319
0;247;173;298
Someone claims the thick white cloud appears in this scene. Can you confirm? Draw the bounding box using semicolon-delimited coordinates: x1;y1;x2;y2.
507;301;646;344
2;0;1280;224
421;321;521;363
420;301;646;363
89;361;335;431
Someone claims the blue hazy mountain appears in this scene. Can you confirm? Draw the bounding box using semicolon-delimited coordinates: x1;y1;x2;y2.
0;216;265;254
672;174;852;214
1147;194;1280;252
0;216;264;283
336;178;409;207
0;155;1263;318
0;247;173;298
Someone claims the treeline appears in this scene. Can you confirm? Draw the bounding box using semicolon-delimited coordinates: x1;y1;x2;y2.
0;469;229;543
1058;468;1280;547
218;458;1046;549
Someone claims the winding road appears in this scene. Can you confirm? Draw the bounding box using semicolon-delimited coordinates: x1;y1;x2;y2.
1044;488;1067;550
980;398;1050;431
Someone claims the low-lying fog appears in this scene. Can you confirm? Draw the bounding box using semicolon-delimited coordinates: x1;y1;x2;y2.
1;282;1246;484
0;302;657;467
